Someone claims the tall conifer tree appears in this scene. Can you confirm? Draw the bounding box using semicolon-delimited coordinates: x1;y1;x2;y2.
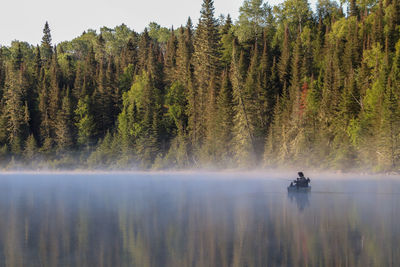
192;0;221;148
41;21;53;63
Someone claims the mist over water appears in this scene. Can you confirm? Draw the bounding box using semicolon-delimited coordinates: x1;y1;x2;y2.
0;172;399;266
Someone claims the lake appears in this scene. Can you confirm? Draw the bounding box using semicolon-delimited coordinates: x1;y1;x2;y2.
0;172;399;267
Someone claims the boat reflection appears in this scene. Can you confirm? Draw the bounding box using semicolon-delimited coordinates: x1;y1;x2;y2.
288;190;310;211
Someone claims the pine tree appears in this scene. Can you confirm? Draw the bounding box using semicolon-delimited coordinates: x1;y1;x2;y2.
41;21;53;63
259;35;276;129
93;56;114;136
4;63;30;154
164;27;177;85
278;25;291;88
372;0;384;46
38;68;51;145
385;0;400;54
176;20;195;151
55;88;74;151
121;37;138;71
343;18;360;74
24;134;38;161
12;43;23;71
73;63;84;101
202;73;219;162
231;42;255;166
83;46;97;97
220;15;235;66
289;34;303;121
215;69;234;163
165;81;187;136
379;78;400;170
176;19;194;87
378;42;400;170
107;56;120;123
137;29;151;73
75;95;95;148
264;94;286;166
48;47;62;134
243;42;267;156
34;46;42;77
331;70;359;169
192;0;221;148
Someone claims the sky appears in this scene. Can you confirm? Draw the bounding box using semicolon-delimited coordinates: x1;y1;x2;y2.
0;0;314;46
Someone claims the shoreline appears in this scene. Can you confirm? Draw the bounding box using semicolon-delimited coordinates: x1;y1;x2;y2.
0;168;399;179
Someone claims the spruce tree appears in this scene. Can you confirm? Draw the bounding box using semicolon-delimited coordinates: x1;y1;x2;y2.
259;35;276;129
55;88;74;151
24;134;38;161
278;25;291;88
176;19;194;87
220;15;235;66
75;95;95;148
4;64;30;154
176;19;195;150
289;34;303;121
243;42;266;156
164;28;177;85
41;21;53;63
230;42;255;166
192;0;221;147
48;47;62;135
379;79;400;170
121;37;138;71
93;56;113;136
38;68;51;145
137;29;151;73
83;46;97;97
34;46;42;77
215;69;234;163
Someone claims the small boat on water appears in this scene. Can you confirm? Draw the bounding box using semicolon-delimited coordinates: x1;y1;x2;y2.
287;172;311;192
287;185;311;192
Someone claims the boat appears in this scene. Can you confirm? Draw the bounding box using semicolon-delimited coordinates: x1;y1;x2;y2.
287;172;311;192
287;185;311;192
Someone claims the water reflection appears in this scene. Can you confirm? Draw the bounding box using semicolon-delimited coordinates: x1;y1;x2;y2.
288;191;310;211
0;174;399;267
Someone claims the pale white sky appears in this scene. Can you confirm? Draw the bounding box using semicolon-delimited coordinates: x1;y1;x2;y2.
0;0;313;46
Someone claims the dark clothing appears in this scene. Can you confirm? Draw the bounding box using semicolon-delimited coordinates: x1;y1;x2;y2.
294;177;310;187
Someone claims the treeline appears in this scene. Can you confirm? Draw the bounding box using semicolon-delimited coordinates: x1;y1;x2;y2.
0;0;399;171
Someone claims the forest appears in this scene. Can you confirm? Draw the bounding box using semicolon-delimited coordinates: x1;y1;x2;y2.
0;0;399;171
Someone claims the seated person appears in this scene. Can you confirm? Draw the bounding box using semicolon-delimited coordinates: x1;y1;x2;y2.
294;172;310;187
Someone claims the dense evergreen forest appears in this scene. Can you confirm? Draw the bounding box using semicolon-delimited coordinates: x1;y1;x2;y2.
0;0;399;171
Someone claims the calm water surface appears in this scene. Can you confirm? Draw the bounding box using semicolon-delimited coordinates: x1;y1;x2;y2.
0;172;399;267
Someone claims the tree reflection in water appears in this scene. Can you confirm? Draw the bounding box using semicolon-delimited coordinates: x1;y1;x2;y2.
0;173;399;267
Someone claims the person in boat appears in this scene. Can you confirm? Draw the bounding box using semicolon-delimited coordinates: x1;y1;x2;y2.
293;172;310;187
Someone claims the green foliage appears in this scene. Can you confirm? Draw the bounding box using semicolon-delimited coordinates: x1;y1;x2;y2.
165;81;187;133
235;0;273;43
24;134;38;161
75;96;95;147
0;0;398;172
274;0;313;37
192;0;222;148
87;132;121;168
148;22;171;44
55;90;75;151
41;21;53;62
